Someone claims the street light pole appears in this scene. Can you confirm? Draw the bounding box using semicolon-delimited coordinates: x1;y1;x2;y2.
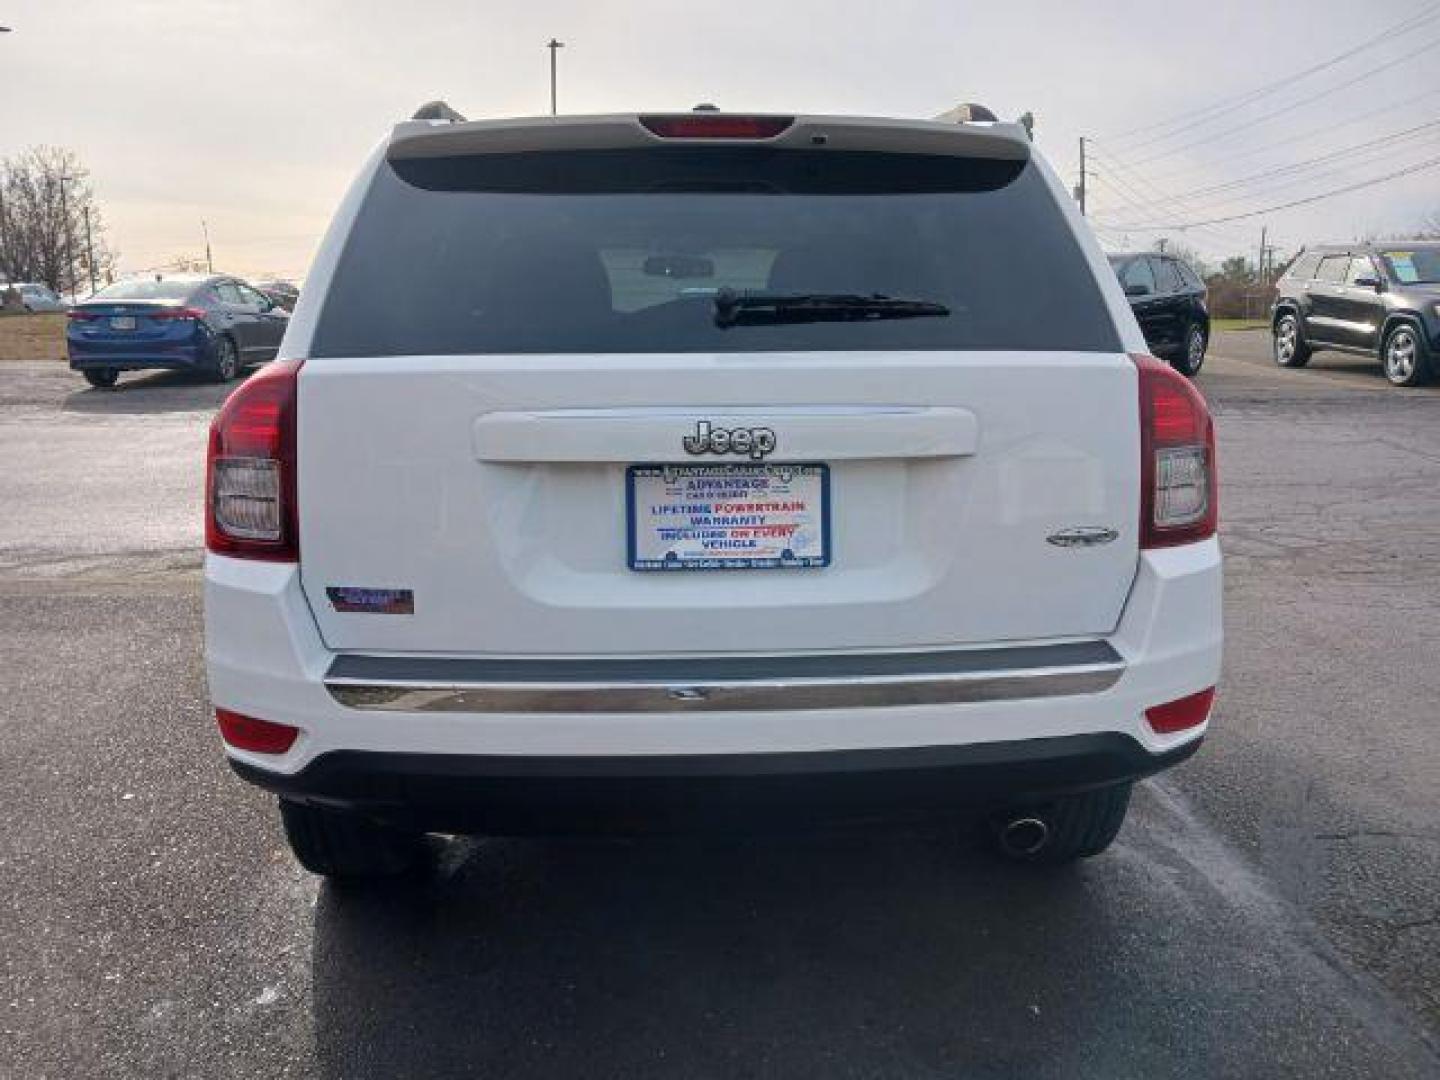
202;219;213;273
547;38;564;115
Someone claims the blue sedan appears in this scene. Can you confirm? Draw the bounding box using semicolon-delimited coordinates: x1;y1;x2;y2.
67;274;289;388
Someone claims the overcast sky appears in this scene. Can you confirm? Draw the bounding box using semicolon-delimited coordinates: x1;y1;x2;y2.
4;0;1438;280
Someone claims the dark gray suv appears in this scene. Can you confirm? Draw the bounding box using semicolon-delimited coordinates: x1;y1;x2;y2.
1272;242;1440;387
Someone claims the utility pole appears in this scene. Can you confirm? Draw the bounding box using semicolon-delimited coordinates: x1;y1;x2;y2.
202;219;213;273
1077;136;1087;216
83;205;97;293
1258;224;1267;286
58;175;74;301
547;38;564;115
1156;238;1168;254
0;184;8;281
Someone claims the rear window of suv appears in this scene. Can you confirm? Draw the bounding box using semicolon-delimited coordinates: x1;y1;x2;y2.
310;148;1121;357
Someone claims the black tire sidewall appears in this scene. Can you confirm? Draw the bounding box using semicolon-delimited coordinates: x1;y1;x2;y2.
1273;314;1308;367
211;336;238;382
278;798;423;879
1176;324;1206;377
83;368;118;389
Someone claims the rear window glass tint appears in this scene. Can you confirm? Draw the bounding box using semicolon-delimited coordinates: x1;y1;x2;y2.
1151;257;1182;293
1345;257;1378;284
311;150;1121;357
1114;256;1156;294
1285;253;1321;280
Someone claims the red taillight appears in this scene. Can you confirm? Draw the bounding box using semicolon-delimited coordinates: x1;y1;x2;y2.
215;708;300;754
640;114;793;139
1134;353;1217;548
151;306;206;322
67;309;98;321
1145;687;1216;735
205;359;302;561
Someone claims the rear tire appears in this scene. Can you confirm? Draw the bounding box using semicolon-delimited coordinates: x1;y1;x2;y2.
209;335;240;383
278;799;425;879
1273;313;1311;368
82;368;118;389
1382;323;1432;387
987;782;1132;865
1174;322;1207;377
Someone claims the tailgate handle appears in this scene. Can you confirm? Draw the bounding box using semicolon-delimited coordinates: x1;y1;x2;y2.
472;407;979;463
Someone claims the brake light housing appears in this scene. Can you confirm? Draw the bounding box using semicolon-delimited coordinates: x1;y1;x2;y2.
66;309;98;321
206;359;302;561
1134;354;1217;548
151;306;207;322
640;114;794;139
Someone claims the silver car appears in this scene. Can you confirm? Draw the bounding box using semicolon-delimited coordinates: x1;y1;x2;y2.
3;283;68;312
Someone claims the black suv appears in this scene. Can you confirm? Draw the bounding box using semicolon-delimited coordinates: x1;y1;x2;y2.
1272;242;1440;387
1108;253;1210;377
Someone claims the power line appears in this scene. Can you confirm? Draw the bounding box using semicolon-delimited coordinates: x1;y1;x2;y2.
1141;117;1440;203
1089;169;1237;237
1142;85;1440;185
1102;1;1440;146
1101;153;1440;230
1085;145;1262;243
1112;32;1440;168
1089;174;1261;248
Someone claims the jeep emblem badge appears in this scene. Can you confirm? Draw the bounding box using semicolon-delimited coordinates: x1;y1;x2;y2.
683;420;777;461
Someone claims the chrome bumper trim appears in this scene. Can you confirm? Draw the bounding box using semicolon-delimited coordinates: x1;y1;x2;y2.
324;652;1125;714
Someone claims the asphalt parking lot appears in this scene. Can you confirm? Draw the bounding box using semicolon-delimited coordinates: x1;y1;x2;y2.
2;333;1439;1077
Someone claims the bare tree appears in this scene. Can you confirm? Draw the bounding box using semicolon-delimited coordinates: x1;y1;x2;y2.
0;146;117;296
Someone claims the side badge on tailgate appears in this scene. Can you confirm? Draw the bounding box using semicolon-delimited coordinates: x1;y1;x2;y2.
326;587;415;615
1046;527;1119;549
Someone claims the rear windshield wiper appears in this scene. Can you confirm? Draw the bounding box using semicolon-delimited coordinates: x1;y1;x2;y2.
712;289;950;329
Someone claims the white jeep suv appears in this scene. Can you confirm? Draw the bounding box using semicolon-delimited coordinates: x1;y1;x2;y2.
204;104;1221;877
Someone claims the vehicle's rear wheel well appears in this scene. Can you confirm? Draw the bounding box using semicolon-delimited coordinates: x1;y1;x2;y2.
1272;303;1299;330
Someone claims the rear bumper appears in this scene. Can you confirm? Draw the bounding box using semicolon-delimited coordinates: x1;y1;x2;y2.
205;538;1222;828
232;733;1201;833
68;350;208;371
67;335;211;370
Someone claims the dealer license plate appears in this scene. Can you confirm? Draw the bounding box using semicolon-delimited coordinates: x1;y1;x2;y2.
627;463;830;571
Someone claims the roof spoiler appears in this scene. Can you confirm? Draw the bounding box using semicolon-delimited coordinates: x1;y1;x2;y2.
412;100;466;122
390;112;1030;162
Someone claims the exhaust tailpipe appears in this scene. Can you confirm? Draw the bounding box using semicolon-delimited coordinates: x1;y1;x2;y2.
998;815;1050;859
